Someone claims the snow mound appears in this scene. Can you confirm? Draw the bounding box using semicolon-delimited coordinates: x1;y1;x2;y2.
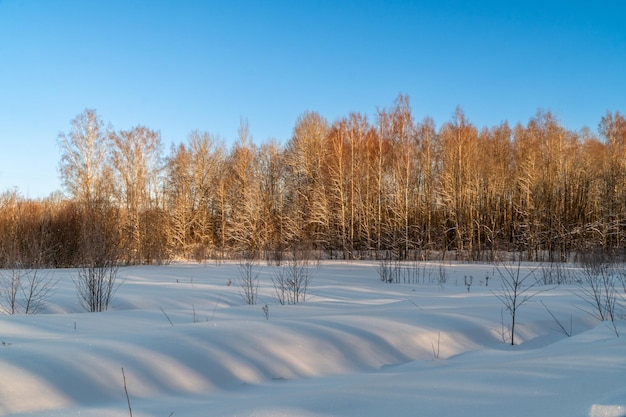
0;262;623;417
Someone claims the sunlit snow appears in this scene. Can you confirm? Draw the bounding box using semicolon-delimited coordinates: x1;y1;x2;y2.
0;261;623;417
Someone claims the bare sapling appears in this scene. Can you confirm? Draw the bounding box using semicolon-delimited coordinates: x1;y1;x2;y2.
74;218;123;312
492;257;547;345
0;267;57;315
75;261;121;312
495;308;512;344
402;257;428;284
438;263;448;290
238;258;260;305
272;248;317;305
0;269;21;314
540;261;575;285
576;250;621;337
20;269;57;314
540;300;572;337
377;250;400;283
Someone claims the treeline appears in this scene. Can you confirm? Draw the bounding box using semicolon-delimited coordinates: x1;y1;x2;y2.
1;94;625;268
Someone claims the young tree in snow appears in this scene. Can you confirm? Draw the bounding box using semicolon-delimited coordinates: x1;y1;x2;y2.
272;248;318;305
577;249;622;337
74;206;122;312
237;258;260;305
492;257;546;345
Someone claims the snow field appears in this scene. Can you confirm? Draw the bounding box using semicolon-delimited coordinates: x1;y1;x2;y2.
0;261;623;416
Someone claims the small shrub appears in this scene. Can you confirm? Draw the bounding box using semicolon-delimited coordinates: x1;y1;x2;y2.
0;267;56;315
272;250;317;305
576;249;622;337
238;258;260;305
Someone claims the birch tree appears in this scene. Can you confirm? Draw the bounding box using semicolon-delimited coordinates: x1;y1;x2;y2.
284;112;330;251
225;119;263;256
438;108;479;258
165;132;224;259
109;126;163;264
58;109;112;206
599;111;626;252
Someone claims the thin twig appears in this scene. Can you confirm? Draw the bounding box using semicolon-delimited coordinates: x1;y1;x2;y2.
210;294;222;321
159;306;174;326
121;367;133;417
540;300;571;337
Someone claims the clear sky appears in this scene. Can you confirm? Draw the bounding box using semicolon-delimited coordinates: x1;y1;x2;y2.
0;0;624;198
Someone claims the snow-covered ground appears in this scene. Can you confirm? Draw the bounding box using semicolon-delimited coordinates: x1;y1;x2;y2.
0;261;624;417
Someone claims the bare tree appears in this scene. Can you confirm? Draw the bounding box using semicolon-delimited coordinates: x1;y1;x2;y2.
492;257;546;345
58;109;112;205
475;122;515;261
223;119;266;256
598;111;626;253
165;132;225;260
256;141;287;260
387;95;417;260
165;143;194;257
325;118;352;258
284;112;330;252
438;107;480;259
13;99;626;264
188;132;224;258
109;125;163;264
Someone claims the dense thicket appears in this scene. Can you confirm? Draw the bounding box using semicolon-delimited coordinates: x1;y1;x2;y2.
1;95;625;267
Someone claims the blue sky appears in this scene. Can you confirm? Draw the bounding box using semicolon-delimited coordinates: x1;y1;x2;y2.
0;0;624;198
